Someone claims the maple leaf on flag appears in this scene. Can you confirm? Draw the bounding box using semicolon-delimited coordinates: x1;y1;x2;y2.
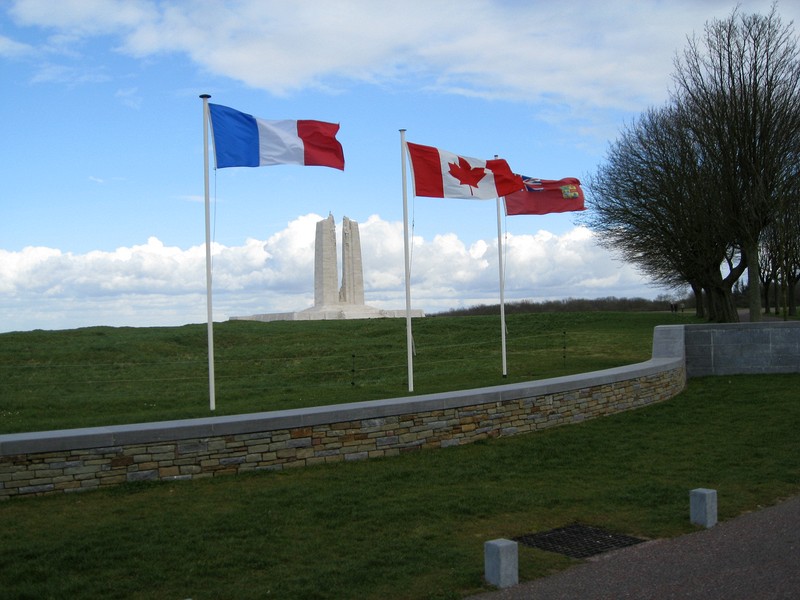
448;156;487;195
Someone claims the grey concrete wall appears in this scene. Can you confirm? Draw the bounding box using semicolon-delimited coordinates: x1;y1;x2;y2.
684;321;800;377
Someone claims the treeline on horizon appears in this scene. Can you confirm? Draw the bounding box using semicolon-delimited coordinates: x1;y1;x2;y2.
435;280;800;317
432;296;683;317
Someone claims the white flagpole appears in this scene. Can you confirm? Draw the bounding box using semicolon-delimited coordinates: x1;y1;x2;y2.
400;129;414;392
200;94;216;411
496;196;508;378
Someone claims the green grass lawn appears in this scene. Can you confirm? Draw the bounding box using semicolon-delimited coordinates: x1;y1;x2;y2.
1;374;798;599
0;311;697;433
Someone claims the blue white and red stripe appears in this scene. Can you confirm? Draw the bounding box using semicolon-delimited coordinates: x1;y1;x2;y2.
208;103;344;170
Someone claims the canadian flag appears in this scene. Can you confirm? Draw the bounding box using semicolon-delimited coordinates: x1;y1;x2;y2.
406;142;523;199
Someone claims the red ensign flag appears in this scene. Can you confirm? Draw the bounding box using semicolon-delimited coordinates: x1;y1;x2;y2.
504;177;585;215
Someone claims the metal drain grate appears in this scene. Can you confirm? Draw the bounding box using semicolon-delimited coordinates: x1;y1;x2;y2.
515;524;646;559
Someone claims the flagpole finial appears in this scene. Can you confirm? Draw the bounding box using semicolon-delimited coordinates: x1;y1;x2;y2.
399;128;406;132
200;93;211;99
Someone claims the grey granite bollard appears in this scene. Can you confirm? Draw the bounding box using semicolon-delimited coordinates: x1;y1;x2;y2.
484;538;518;589
690;488;718;528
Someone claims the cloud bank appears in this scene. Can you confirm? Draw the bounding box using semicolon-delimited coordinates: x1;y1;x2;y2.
0;214;662;332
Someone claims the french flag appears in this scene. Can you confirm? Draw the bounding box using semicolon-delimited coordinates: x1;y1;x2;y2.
208;103;344;170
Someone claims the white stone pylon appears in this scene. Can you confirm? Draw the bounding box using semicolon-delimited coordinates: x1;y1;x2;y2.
339;216;365;305
314;214;339;307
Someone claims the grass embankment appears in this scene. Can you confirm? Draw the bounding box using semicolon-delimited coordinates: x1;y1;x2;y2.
1;374;798;599
0;311;695;433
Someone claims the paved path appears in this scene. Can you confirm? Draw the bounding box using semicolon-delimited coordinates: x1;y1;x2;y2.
467;495;800;600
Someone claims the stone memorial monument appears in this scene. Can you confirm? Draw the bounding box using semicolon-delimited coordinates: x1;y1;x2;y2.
338;216;364;306
231;215;423;322
314;213;341;308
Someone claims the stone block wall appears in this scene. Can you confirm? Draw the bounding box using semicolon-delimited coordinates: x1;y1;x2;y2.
2;326;688;500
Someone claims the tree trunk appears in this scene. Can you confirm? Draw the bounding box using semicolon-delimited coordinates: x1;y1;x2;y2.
706;288;717;321
706;285;738;322
705;262;743;323
773;278;780;314
691;282;705;319
745;241;762;322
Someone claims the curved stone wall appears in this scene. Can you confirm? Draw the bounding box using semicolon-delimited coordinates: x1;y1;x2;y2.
1;325;690;500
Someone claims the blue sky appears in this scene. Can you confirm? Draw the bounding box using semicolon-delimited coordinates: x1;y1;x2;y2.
2;0;797;332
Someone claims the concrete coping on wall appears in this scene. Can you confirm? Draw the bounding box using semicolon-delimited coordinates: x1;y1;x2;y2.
0;325;686;457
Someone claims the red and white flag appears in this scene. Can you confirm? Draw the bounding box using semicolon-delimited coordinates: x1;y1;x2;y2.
504;176;585;215
406;142;523;199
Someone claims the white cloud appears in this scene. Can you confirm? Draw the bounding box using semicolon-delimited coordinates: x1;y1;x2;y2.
115;86;141;109
10;0;793;112
0;33;34;57
9;0;159;36
28;61;112;84
0;215;664;332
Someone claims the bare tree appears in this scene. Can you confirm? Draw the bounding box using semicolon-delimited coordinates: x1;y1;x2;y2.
671;5;800;321
772;181;800;316
586;105;742;321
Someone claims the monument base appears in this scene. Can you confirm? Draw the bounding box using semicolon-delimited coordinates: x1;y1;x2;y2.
230;304;425;322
